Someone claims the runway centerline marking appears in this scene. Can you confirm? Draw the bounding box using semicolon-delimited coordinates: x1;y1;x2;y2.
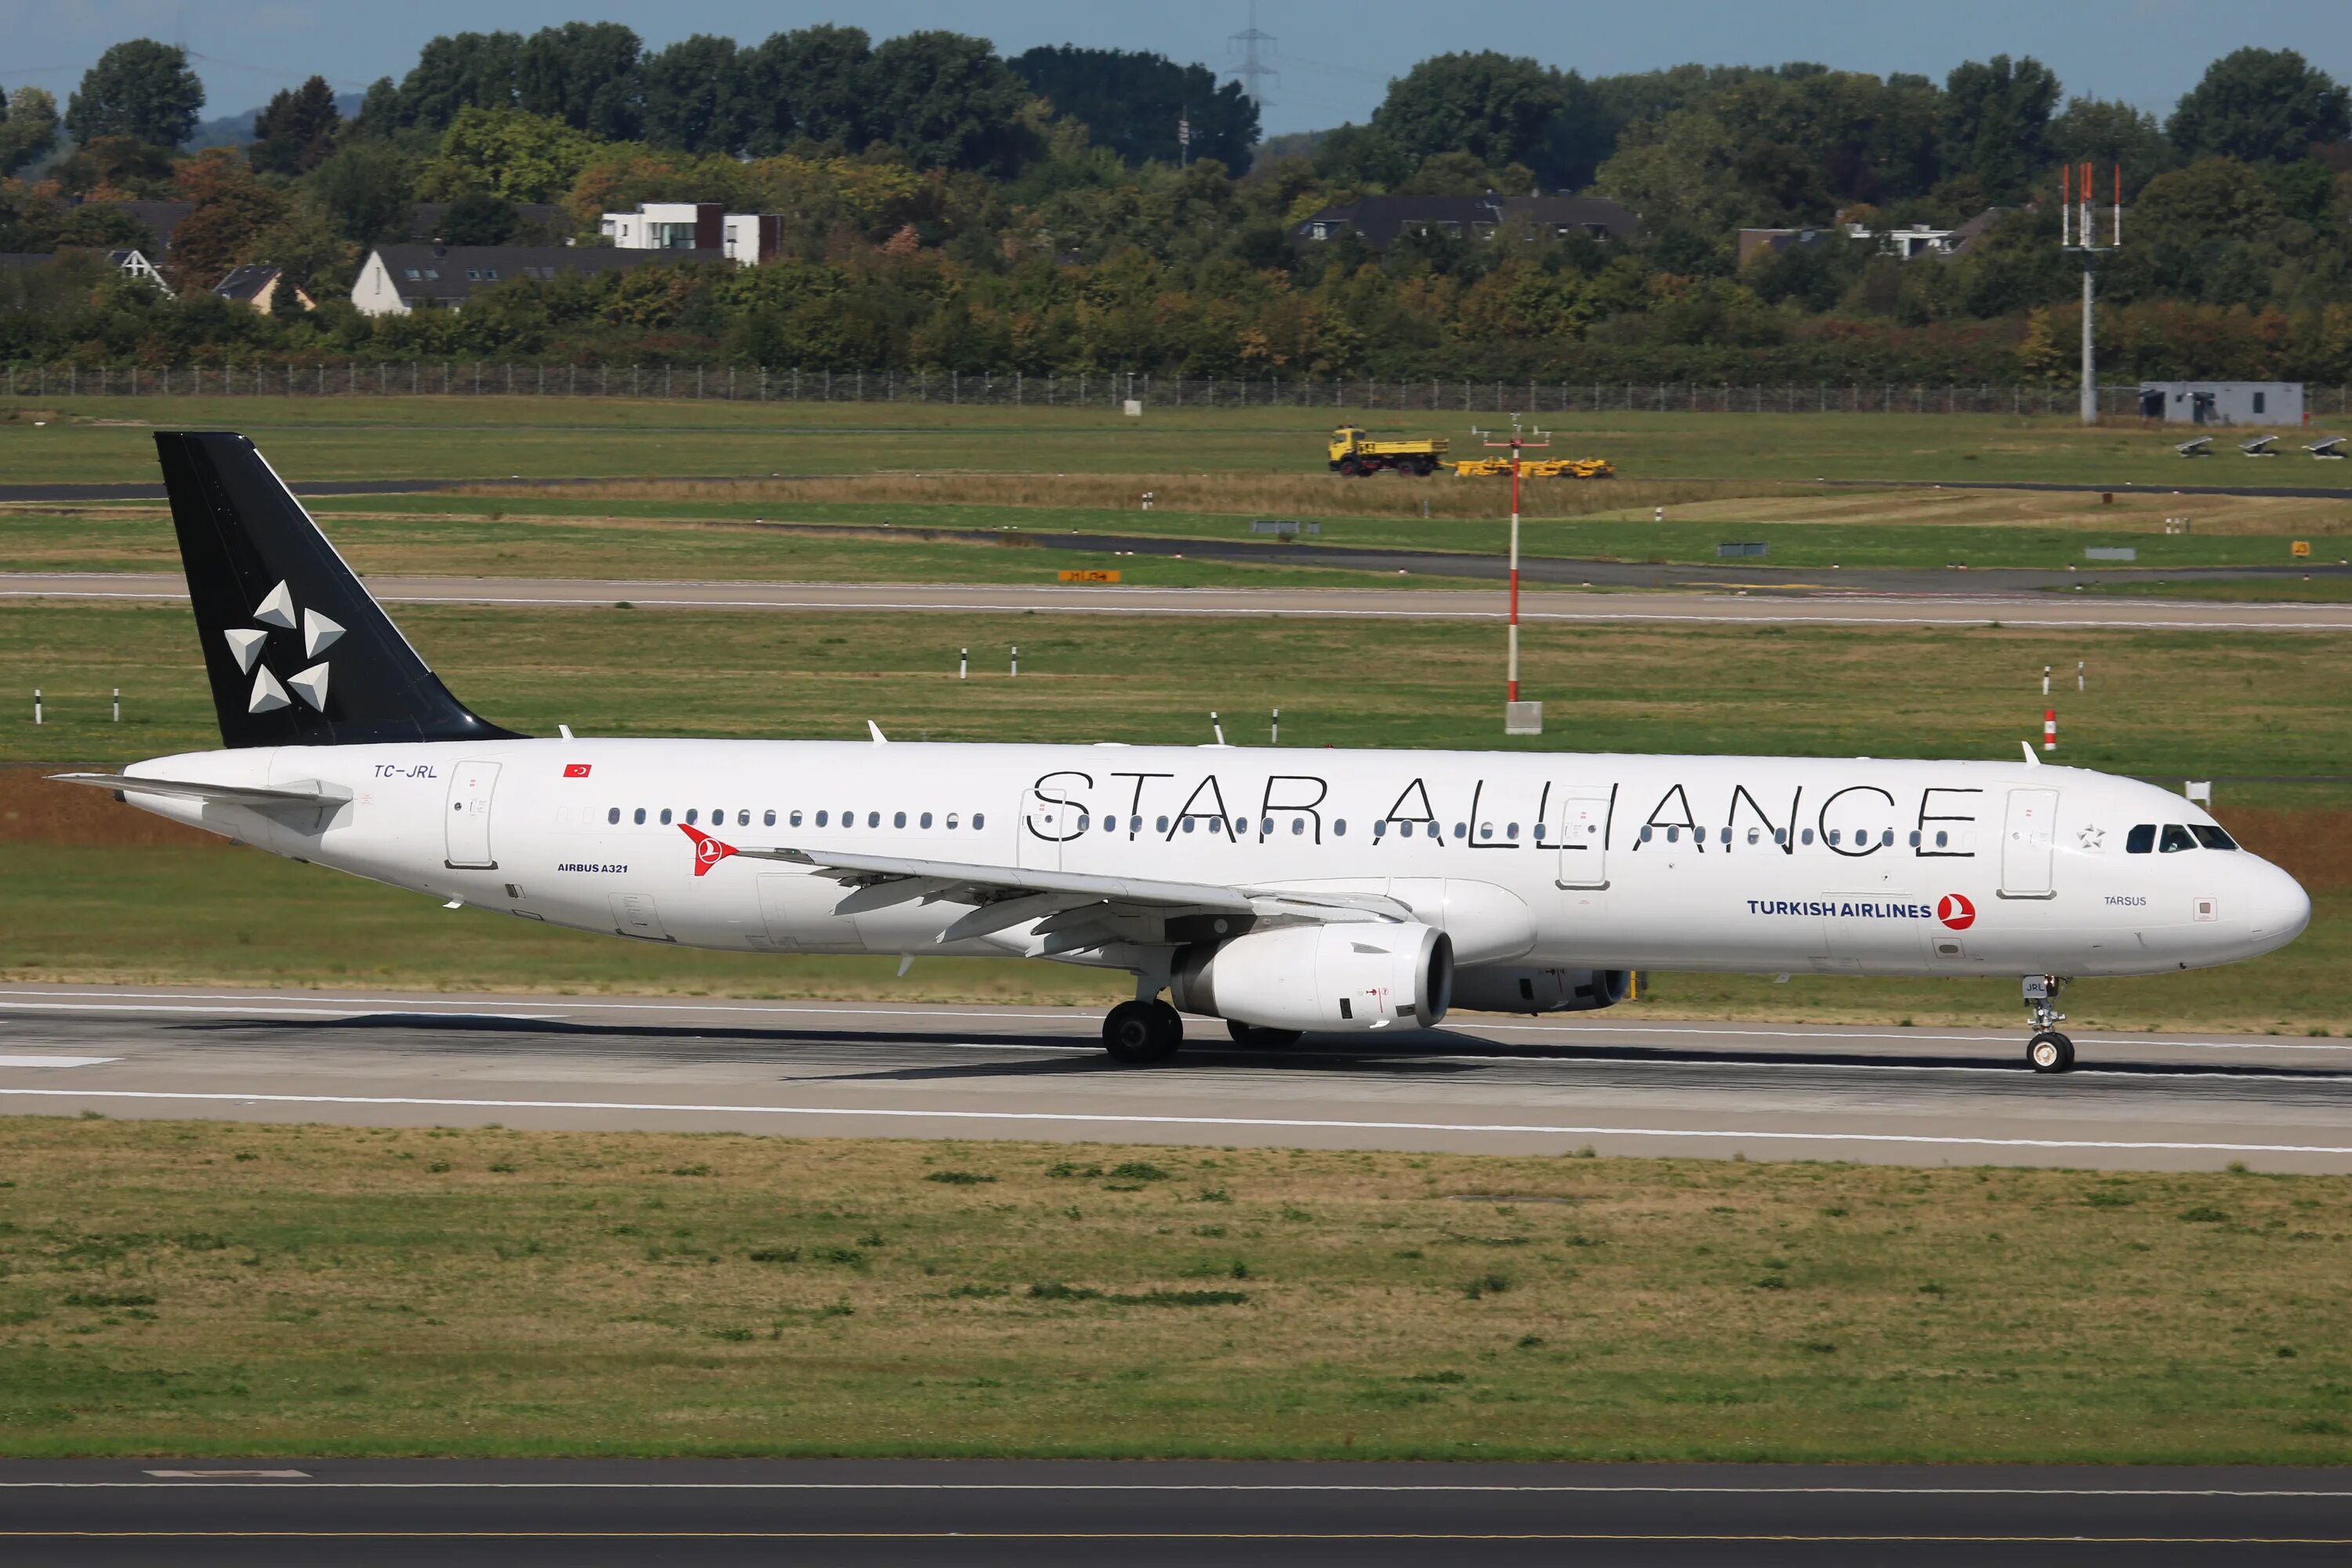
2;1086;2349;1157
0;1055;118;1069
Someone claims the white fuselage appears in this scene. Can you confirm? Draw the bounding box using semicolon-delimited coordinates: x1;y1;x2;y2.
117;739;2310;983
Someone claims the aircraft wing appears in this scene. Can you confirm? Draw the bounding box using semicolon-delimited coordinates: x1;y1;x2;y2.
730;842;1413;944
48;772;349;808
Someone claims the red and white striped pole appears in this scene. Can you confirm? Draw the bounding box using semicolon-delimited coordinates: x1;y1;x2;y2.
2043;708;2057;751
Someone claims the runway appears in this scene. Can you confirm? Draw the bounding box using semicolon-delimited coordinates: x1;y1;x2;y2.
5;985;2351;1171
4;1457;2350;1565
7;571;2350;630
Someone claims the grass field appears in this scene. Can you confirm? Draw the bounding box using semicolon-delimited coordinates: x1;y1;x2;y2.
10;396;2352;489
4;600;2347;1029
4;1118;2350;1461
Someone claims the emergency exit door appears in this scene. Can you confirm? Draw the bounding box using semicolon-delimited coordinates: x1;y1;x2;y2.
1552;786;1613;889
444;760;500;869
1999;787;2057;898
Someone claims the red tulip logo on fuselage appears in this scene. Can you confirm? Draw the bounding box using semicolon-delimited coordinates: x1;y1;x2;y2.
1938;894;1976;930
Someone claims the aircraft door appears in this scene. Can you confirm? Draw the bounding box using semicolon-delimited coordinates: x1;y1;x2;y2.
1552;786;1613;889
1999;787;2058;898
443;760;500;869
1018;776;1083;873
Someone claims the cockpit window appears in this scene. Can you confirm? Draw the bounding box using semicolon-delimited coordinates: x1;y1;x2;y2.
2160;824;2197;853
2190;825;2237;851
2125;824;2154;855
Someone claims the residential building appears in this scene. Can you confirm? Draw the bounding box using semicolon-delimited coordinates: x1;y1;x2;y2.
1742;209;2009;267
1289;194;1639;252
349;243;721;317
212;264;313;313
599;201;782;266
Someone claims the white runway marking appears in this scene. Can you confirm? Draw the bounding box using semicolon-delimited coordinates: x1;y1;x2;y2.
0;1055;118;1069
2;1085;2348;1157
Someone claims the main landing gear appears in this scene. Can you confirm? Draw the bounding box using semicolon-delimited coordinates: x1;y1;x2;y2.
2023;975;2074;1073
1102;998;1184;1065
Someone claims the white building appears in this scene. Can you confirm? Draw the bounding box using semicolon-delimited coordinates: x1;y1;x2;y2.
599;202;779;267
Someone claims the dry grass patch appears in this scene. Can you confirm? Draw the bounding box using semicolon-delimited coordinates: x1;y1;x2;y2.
3;1120;2351;1461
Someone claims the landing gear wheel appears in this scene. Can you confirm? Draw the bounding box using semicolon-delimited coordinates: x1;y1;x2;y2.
1104;1000;1181;1065
1228;1021;1304;1048
2027;1031;2075;1074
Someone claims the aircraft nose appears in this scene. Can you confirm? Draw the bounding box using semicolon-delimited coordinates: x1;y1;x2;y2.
2247;860;2312;950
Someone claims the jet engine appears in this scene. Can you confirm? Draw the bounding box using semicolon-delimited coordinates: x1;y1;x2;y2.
1448;965;1631;1015
1170;923;1454;1033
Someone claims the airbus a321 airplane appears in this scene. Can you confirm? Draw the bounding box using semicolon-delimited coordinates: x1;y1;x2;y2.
59;433;2311;1073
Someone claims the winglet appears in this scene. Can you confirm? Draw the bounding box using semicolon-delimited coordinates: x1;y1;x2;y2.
868;720;888;743
2020;741;2040;766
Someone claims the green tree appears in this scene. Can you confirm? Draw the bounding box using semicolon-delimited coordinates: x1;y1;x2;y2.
392;33;521;132
166;151;289;291
1944;55;2060;201
439;190;517;244
1371;53;1565;174
742;26;873;154
517;22;643;142
866;31;1034;174
250;76;341;176
307;140;416;242
641;34;753;154
1007;46;1257;170
66;39;205;149
2168;49;2350;165
417;106;601;204
2049;97;2174;191
0;85;60;175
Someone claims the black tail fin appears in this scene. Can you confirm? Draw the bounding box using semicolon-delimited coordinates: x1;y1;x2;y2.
154;431;521;749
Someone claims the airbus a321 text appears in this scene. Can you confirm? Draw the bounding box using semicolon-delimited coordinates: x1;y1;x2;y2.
56;434;2311;1072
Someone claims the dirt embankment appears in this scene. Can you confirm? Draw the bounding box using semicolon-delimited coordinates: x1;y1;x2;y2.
6;766;2345;891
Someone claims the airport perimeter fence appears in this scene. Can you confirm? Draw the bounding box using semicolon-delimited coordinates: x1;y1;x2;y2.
6;361;2351;420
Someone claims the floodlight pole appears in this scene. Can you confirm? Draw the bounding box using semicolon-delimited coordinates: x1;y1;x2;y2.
2061;162;2122;427
1484;420;1549;706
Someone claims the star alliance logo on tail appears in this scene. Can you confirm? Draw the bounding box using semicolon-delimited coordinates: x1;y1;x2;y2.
220;580;342;715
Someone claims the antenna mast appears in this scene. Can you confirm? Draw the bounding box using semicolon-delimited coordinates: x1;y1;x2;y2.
2059;162;2123;426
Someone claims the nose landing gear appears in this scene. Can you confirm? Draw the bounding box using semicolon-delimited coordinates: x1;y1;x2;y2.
2023;975;2074;1073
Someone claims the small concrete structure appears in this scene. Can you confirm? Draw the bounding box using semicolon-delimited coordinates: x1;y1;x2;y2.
2138;381;2303;427
599;202;779;267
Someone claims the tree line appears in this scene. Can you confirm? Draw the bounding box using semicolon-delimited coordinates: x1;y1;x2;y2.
2;34;2347;386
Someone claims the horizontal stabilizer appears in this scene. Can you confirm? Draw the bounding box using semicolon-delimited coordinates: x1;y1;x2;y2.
47;772;348;808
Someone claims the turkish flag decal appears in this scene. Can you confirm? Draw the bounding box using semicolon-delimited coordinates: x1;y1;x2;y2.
1937;893;1976;931
680;823;737;876
563;762;592;779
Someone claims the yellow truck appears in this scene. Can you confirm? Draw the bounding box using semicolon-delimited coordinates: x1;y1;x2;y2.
1452;455;1616;479
1327;425;1449;477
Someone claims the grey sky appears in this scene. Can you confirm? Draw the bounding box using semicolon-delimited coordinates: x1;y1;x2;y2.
4;0;2345;139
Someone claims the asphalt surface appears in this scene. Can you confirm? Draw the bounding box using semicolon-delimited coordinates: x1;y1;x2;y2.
9;570;2351;630
5;1458;2351;1564
5;985;2351;1171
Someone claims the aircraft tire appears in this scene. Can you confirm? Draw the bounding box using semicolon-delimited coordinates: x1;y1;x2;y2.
1228;1021;1304;1048
2027;1030;2074;1073
1105;1000;1181;1065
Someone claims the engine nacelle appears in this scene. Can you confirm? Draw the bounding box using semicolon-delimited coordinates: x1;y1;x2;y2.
1448;965;1631;1015
1170;923;1454;1033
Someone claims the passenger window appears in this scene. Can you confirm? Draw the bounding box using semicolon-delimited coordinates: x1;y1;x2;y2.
1907;830;1919;847
1233;818;1247;837
2160;824;2197;852
1800;828;1813;845
1827;829;1838;845
815;810;829;826
1453;823;1467;839
1103;816;1116;833
1399;822;1414;838
1935;830;1948;848
946;812;959;829
607;807;620;825
1261;818;1275;836
1775;829;1788;844
920;812;933;829
2125;824;2154;854
867;811;880;829
1155;815;1170;833
1666;826;1679;843
1747;827;1760;844
660;808;673;825
2190;825;2236;850
685;809;699;825
1881;829;1894;847
1294;818;1308;835
1719;826;1730;844
1479;822;1494;839
1073;813;1087;832
633;808;646;825
1374;821;1387;837
1129;816;1142;833
1334;819;1348;837
764;810;775;826
1640;826;1653;842
894;811;908;829
1505;822;1519;840
971;814;985;829
1182;818;1196;833
1531;824;1545;840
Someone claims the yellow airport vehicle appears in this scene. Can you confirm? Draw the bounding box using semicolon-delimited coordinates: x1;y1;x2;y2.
1327;425;1449;477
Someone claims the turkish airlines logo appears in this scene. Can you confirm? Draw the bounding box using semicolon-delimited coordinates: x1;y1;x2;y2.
679;823;736;877
1937;893;1976;931
563;763;592;779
